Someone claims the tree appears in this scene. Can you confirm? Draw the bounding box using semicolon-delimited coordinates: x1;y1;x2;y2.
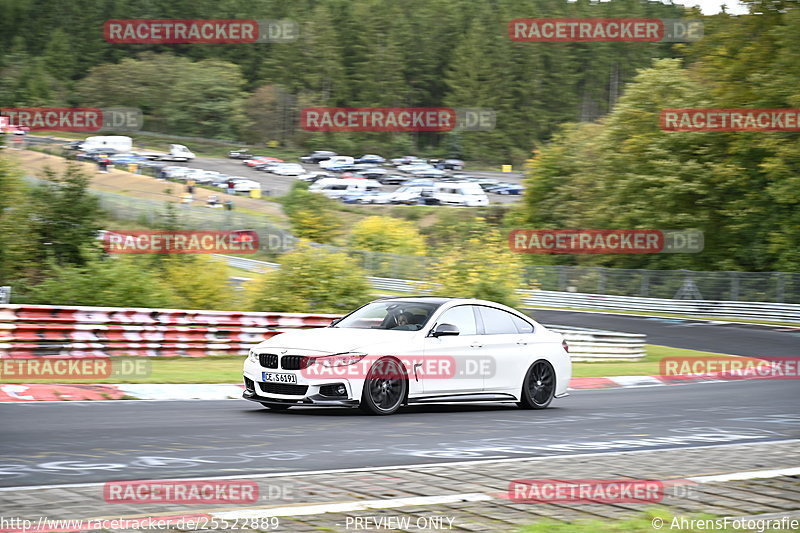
28;162;102;268
160;255;238;311
23;254;178;308
248;241;371;313
0;156;39;283
348;216;426;256
281;182;342;244
428;230;524;307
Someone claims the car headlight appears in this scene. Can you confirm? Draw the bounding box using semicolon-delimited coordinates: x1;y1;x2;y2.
316;353;367;367
247;350;258;363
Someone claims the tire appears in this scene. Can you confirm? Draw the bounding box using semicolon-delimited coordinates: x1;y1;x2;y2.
262;403;291;411
518;360;556;410
360;358;407;415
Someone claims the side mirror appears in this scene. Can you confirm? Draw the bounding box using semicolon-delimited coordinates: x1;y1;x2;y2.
431;323;459;337
329;318;341;327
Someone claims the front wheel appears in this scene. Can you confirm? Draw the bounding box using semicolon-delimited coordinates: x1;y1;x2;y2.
360;358;407;415
518;360;556;410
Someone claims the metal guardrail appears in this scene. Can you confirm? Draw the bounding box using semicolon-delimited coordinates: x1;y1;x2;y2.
519;290;800;322
547;326;646;361
215;255;800;323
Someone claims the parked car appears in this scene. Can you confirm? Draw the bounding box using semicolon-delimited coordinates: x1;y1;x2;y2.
340;192;372;204
270;163;306;176
486;183;524;195
309;177;382;199
300;150;337;164
409;168;447;178
242;297;571;414
404;179;436;187
356;168;388;179
477;179;501;191
378;174;409;185
388;184;435;204
357;191;395;204
228;149;254;159
320;156;355;169
328;164;361;173
298;171;334;183
390;156;426;166
434;182;489;206
397;163;435;173
254;161;284;172
355;154;386;164
435;158;465;170
183;169;220;184
244;156;283;167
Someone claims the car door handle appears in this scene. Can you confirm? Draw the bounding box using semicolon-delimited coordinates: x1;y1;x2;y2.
470;342;484;348
516;339;529;345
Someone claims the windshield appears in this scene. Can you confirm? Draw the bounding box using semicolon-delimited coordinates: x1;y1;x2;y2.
333;301;440;330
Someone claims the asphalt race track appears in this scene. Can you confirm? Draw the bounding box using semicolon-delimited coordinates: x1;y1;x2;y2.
1;313;797;489
528;309;800;357
1;380;797;488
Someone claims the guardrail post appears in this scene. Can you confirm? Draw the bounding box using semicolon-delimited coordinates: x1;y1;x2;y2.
730;272;739;301
777;272;785;303
640;271;650;297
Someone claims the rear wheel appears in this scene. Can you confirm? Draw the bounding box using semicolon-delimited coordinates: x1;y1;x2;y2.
360;358;407;415
518;360;555;410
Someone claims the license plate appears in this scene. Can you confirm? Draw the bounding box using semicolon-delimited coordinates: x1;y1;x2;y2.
262;372;297;384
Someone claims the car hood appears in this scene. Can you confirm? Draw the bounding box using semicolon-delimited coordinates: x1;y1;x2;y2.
256;327;420;355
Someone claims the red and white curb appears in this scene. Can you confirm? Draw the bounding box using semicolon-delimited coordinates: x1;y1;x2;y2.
0;371;769;402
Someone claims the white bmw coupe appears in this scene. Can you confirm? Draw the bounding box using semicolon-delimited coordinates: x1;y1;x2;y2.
243;297;571;415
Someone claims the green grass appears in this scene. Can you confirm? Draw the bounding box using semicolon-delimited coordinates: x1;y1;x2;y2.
0;356;247;384
0;345;742;384
518;510;797;532
570;345;740;378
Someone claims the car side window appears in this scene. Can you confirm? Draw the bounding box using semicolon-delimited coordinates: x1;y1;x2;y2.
436;305;477;336
512;315;535;334
478;307;520;335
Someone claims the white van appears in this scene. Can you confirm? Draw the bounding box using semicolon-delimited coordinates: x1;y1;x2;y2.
309;178;382;199
319;156;355;169
81;136;133;152
434;182;489;206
